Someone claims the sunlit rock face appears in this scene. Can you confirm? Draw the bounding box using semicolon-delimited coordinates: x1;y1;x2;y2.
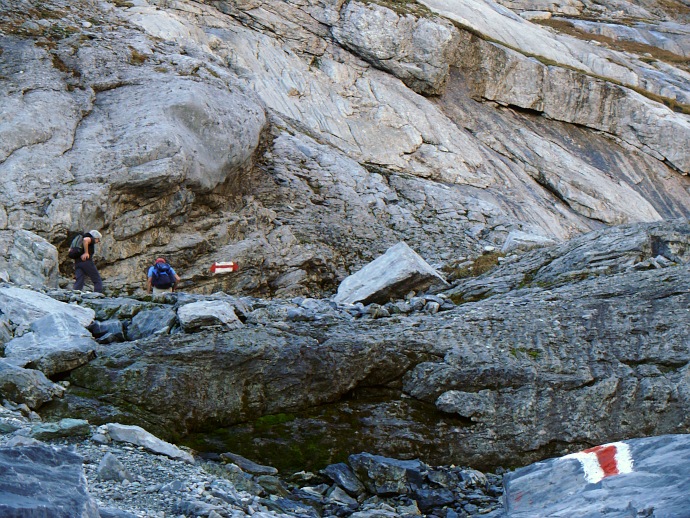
1;0;689;298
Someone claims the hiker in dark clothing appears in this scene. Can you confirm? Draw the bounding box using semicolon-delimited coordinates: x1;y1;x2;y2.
74;230;103;293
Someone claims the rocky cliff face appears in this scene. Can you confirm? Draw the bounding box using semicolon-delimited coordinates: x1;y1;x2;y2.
32;221;689;472
1;0;689;297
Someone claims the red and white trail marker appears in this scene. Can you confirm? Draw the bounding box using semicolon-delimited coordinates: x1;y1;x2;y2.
210;261;239;274
563;442;634;483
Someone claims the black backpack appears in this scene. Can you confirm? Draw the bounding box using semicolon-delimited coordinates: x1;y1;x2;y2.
67;234;84;259
151;262;174;288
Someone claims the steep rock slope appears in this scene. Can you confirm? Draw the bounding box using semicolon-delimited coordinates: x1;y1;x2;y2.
0;0;689;297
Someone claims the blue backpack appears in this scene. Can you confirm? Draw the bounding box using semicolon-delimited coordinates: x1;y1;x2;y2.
151;262;174;288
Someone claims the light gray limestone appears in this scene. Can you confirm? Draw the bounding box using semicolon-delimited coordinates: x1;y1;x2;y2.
0;230;59;288
333;242;448;305
501;230;556;253
4;313;97;377
177;300;244;331
106;423;195;464
0;286;95;334
0;0;689;302
331;1;460;95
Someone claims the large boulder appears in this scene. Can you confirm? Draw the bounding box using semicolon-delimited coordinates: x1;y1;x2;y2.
126;307;177;341
0;286;95;335
333;242;448;305
0;359;64;409
503;435;690;516
0;230;59;288
177;300;244;331
0;444;99;517
72;76;266;197
348;453;425;495
61;323;422;440
4;313;97;377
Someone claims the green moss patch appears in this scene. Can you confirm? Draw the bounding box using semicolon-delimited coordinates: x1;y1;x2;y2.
361;0;434;19
510;347;541;360
180;389;471;474
444;251;505;282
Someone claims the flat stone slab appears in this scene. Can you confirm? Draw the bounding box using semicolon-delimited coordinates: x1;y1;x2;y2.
106;423;194;464
0;443;99;517
333;242;448;305
219;452;278;475
503;434;690;516
29;418;91;441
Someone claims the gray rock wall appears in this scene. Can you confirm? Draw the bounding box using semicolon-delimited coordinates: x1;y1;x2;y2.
331;1;460;95
1;0;689;299
0;231;59;288
51;223;690;468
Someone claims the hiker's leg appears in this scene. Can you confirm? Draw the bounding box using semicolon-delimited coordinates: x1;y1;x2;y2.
83;260;103;293
74;263;86;290
92;269;103;293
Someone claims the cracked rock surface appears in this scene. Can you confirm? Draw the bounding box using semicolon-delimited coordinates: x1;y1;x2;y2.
1;0;689;298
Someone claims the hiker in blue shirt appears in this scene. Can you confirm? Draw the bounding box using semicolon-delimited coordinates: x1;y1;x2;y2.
73;230;103;293
147;257;181;294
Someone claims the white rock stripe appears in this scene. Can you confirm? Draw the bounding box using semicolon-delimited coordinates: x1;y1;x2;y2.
562;442;633;484
564;450;605;484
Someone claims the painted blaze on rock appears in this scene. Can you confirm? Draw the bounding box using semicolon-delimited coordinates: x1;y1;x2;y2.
333;242;448;305
563;442;634;484
503;435;690;517
210;261;239;274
